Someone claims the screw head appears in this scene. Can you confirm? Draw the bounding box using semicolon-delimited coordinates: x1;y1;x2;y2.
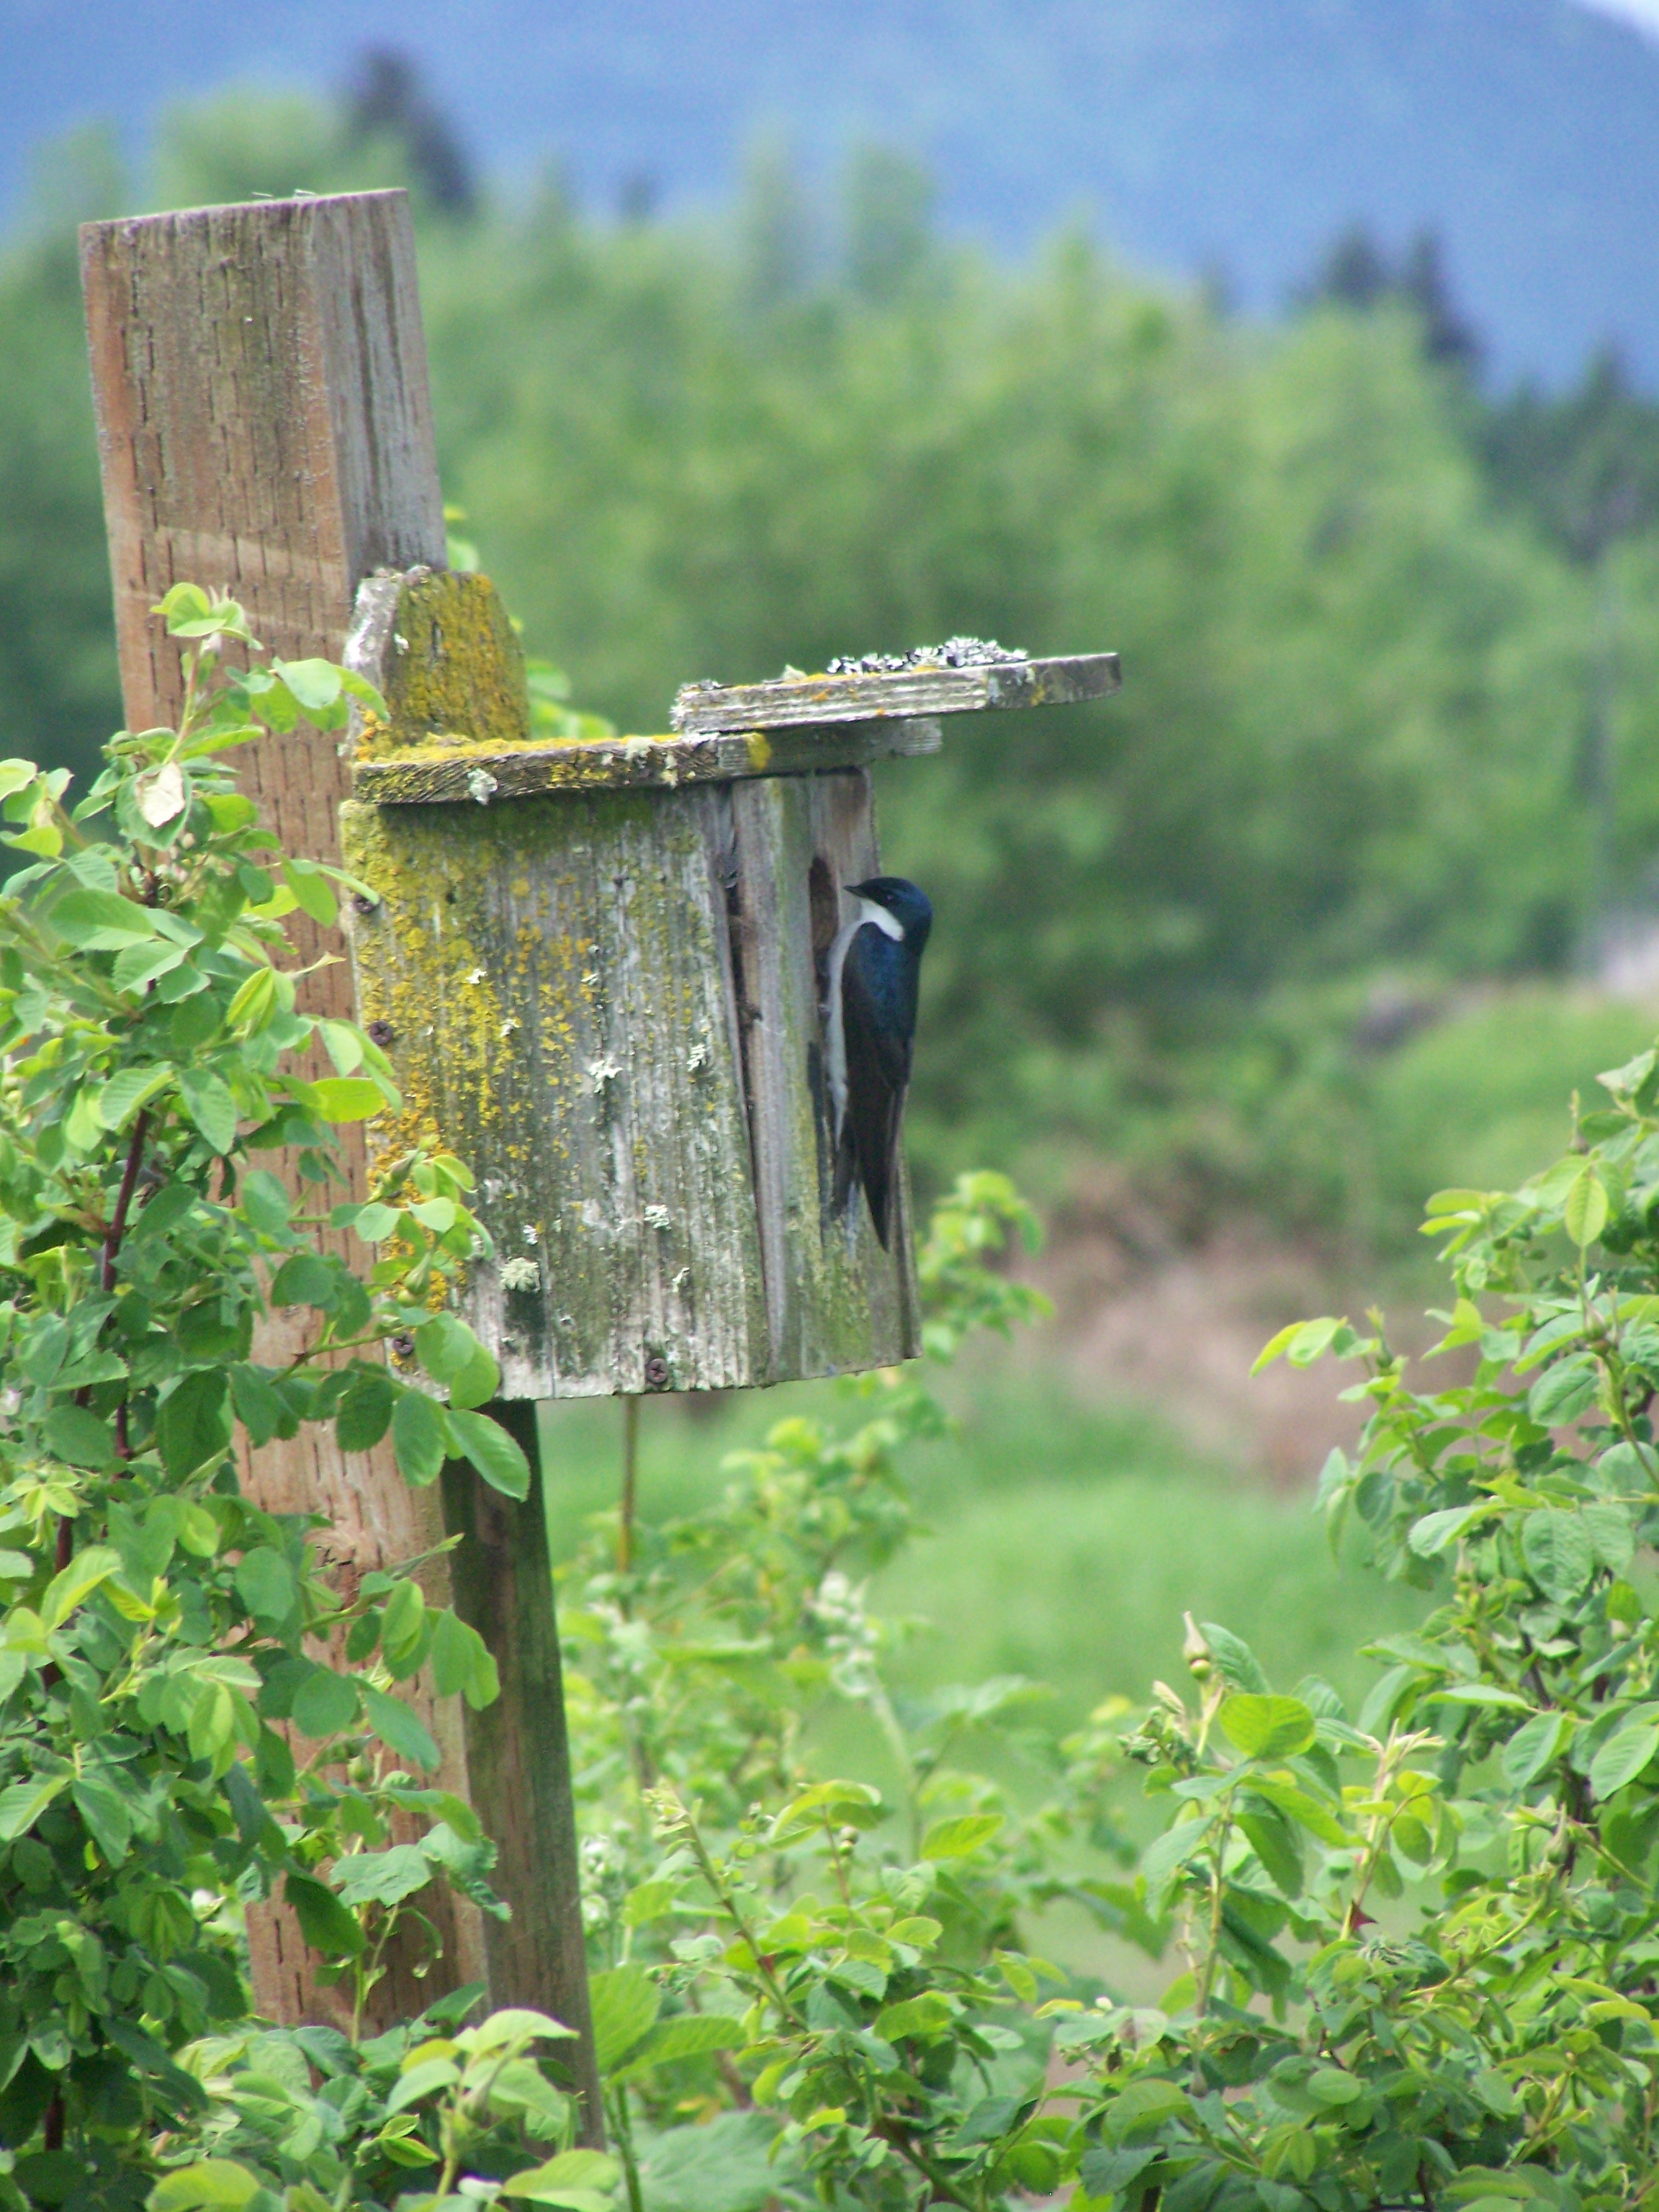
390;1334;415;1362
643;1354;670;1390
353;892;381;917
367;1017;395;1046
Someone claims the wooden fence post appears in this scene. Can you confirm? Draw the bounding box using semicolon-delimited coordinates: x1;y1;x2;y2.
78;192;602;2136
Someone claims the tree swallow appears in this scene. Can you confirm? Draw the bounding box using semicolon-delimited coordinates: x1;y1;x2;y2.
824;876;932;1250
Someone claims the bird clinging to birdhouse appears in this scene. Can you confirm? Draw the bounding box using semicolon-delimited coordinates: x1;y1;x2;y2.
827;876;932;1249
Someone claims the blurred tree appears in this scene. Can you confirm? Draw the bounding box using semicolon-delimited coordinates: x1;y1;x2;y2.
0;131;123;791
346;48;477;217
842;144;937;302
5;90;1655;1232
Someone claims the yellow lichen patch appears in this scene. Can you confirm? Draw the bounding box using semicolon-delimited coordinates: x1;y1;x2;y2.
359;570;531;760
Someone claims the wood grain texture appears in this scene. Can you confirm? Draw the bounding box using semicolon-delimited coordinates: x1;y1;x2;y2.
345;574;919;1389
352;719;944;804
81;189;445;943
341;785;771;1396
672;652;1121;735
441;1406;603;2146
78;195;593;2066
729;773;921;1373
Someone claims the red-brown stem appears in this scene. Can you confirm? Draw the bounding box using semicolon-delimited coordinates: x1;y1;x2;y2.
104;1111;150;1294
42;2093;63;2151
55;1110;153;1578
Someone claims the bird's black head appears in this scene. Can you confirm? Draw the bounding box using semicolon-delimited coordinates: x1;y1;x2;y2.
849;876;932;950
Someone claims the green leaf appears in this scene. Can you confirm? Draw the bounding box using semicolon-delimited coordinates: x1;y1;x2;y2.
284;1872;365;1959
1521;1510;1596;1603
178;1068;238;1154
874;1992;955;2041
235;1545;297;1625
447;1408;531;1501
148;2160;265;2212
920;1812;1003;1859
318;1019;364;1074
337;1369;395;1453
43;1404;117;1471
1408;1502;1495;1557
73;1772;134;1863
0;1773;70;1840
112;938;189;993
1218;1694;1316;1760
1240;1778;1348;1846
615;2014;742;2080
448;1336;502;1412
414;1312;485;1386
1501;1709;1573;1791
1307;2067;1363;2107
98;1064;175;1130
269;1251;333;1307
40;1544;122;1632
770;1779;884;1843
50;887;160;950
292;1667;360;1740
310;1077;387;1123
333;1845;433;1909
156;1369;233;1477
1591;1719;1659;1799
270;659;343;716
385;2056;460;2115
500;2152;621;2207
431;1609;499;1707
360;1682;441;1771
229;1364;284;1447
588;1964;660;2072
1239;1805;1304;1897
380;1578;426;1665
1197;1621;1270;1693
1564;1164;1609;1248
281;858;338;925
393;1390;450;1486
1528;1356;1600;1426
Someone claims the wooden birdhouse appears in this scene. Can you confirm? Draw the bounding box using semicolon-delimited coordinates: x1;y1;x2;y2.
341;565;1119;1398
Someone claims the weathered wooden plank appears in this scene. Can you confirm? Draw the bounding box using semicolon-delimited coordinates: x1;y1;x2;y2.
673;652;1121;735
441;1406;603;2146
728;772;920;1374
342;784;771;1396
81;189;477;2034
351;718;943;804
81;195;599;2075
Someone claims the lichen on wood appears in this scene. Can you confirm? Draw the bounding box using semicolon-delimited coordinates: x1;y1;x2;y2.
342;567;930;1395
349;567;531;758
673;651;1123;735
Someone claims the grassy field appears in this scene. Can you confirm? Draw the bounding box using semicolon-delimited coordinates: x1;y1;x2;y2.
539;1364;1425;1731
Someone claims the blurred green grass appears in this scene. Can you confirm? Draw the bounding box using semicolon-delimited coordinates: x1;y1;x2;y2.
540;1370;1423;1730
1364;987;1656;1243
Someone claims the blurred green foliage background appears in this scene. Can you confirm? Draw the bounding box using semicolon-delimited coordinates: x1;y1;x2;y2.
6;79;1659;1261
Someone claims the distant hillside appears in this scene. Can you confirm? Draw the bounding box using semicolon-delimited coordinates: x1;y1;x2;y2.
3;0;1658;385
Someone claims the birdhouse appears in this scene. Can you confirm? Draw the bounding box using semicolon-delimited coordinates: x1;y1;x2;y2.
340;565;1120;1398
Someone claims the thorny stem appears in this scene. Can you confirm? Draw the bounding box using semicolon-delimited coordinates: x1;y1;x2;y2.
673;1799;806;2031
1189;1791;1236;2090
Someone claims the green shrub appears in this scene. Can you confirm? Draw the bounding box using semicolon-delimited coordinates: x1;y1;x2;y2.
0;588;593;2208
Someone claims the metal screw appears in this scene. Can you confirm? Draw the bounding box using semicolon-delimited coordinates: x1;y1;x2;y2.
353;892;380;917
367;1018;395;1046
390;1334;415;1361
643;1354;670;1390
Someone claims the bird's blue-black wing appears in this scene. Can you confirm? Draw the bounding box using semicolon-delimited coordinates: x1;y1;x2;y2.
835;924;914;1249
